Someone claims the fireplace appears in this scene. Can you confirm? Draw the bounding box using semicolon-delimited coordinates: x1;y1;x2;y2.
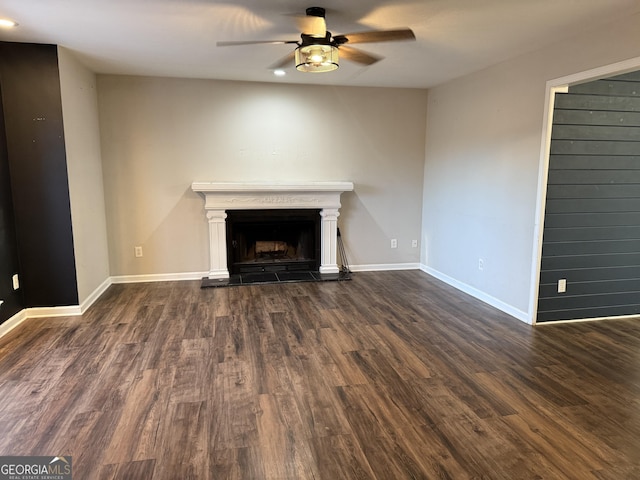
191;181;354;279
226;209;321;274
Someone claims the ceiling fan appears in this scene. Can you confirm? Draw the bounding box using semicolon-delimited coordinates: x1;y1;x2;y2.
216;6;416;73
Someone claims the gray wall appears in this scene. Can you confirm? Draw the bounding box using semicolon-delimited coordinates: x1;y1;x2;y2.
538;71;640;322
58;47;110;306
97;76;428;277
422;11;640;323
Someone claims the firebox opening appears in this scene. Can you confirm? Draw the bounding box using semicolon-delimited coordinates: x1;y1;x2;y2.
226;209;321;274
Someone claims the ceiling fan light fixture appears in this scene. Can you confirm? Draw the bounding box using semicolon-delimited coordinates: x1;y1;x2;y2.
0;18;18;28
295;44;338;73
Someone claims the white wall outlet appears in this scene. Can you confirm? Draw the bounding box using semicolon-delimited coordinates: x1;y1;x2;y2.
134;246;143;257
412;240;418;248
558;279;567;293
478;258;484;271
391;238;398;249
12;274;19;290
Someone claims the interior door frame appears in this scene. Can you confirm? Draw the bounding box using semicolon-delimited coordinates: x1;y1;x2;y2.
529;55;640;325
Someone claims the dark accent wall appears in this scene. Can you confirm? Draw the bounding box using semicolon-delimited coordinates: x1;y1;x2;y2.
0;42;78;313
0;86;24;322
538;71;640;322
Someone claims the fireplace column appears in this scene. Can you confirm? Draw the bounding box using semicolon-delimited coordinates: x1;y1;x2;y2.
319;208;340;275
206;210;229;279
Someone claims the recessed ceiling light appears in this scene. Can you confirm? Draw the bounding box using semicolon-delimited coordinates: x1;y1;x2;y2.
0;18;18;28
273;69;286;77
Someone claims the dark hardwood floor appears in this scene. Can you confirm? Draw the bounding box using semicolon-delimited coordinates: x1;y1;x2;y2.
0;271;639;479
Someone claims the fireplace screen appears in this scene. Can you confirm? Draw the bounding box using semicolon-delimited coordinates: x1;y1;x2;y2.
226;209;321;274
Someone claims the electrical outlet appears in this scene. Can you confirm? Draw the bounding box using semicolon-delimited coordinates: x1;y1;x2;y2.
135;246;143;257
412;240;418;248
391;238;397;249
478;258;484;271
12;274;19;290
558;279;567;293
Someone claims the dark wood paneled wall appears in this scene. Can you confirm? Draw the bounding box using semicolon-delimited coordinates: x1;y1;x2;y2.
538;71;640;322
0;86;24;322
0;42;78;313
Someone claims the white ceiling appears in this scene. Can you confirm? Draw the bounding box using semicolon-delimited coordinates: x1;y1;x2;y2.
1;0;639;89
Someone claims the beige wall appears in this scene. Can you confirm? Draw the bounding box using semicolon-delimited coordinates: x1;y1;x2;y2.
96;76;428;276
58;47;110;304
422;12;640;321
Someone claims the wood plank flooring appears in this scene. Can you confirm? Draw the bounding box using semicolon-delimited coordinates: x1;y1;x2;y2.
0;271;639;479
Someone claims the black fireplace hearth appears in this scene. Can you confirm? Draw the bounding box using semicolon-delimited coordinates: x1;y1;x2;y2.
200;268;349;288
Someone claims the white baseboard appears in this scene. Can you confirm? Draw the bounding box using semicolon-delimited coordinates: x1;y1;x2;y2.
0;309;28;338
0;304;84;340
113;267;420;282
25;305;83;318
26;277;115;319
2;264;531;341
535;313;640;325
0;303;85;340
350;263;420;272
80;277;113;313
111;271;209;284
420;264;531;324
0;276;113;339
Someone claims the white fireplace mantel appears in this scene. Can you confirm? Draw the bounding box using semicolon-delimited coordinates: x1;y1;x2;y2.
191;181;354;279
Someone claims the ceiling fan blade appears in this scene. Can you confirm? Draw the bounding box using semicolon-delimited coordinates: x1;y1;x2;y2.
269;51;296;70
217;40;299;47
339;46;382;66
338;28;415;44
295;15;326;38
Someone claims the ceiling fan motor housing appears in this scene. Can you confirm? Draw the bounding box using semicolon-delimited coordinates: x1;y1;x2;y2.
306;7;326;18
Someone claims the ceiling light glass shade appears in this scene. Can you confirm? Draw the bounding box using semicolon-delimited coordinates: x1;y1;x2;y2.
295;44;339;72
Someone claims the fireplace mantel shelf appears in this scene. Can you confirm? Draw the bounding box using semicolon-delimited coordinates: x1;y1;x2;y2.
192;181;354;279
191;181;354;193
